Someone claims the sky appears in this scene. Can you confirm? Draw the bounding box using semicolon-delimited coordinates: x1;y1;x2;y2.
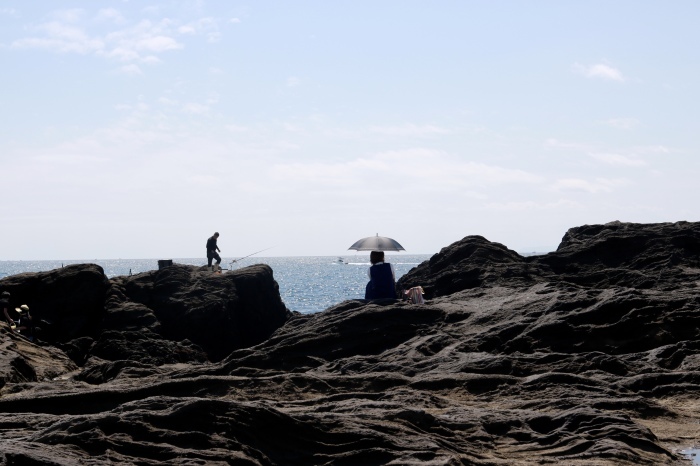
1;1;699;260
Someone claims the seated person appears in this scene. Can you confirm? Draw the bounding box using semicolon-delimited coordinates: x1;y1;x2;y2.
7;304;35;341
364;251;396;300
2;291;14;328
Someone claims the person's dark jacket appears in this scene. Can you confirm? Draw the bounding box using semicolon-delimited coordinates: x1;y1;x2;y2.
365;263;396;300
206;236;220;256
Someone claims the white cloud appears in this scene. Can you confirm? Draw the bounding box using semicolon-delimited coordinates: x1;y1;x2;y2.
0;8;18;16
95;8;125;24
230;18;241;24
225;124;249;133
105;46;139;61
572;62;625;82
52;9;84;23
182;103;210;114
12;22;105;54
545;138;588;150
286;76;301;87
141;55;161;64
588;152;647;167
551;177;629;193
602;118;639;129
11;36;101;54
370;124;450;137
269;149;543;192
634;145;670;154
9;13;207;68
486;199;579;212
134;35;182;52
177;17;222;42
101;21;184;61
33;153;108;164
141;6;161;16
119;64;143;76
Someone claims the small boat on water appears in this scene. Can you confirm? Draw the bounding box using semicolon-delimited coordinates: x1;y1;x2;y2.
336;257;347;264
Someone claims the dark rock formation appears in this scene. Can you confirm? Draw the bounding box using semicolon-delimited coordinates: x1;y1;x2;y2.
396;234;541;297
0;263;291;383
397;220;700;296
2;221;700;465
105;263;291;362
0;264;109;342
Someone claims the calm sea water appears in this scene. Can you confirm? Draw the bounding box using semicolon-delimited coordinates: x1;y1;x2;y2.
0;255;432;314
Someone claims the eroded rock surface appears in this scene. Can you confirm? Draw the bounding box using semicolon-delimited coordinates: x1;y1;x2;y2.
2;221;700;465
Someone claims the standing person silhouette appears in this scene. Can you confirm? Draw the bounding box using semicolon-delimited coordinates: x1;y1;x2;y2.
206;232;222;271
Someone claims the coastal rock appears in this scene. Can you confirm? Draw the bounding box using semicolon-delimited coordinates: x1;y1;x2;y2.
0;264;109;343
537;220;700;289
397;220;700;296
0;262;292;377
107;263;291;362
0;328;77;392
396;235;540;298
2;221;700;465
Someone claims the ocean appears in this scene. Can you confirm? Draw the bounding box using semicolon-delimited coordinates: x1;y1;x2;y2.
0;254;432;314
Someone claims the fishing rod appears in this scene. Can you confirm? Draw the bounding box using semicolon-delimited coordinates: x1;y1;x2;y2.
229;246;275;266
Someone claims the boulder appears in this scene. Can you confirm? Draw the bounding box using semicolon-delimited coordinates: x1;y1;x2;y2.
108;263;291;362
397;235;540;298
536;220;700;289
398;220;700;296
0;264;109;343
1;262;292;373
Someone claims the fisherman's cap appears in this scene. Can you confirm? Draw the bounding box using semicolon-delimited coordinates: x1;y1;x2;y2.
15;304;29;313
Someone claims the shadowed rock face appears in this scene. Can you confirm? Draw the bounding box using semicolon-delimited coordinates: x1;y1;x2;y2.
2;221;700;465
0;263;291;386
0;264;110;343
397;220;700;295
107;263;291;362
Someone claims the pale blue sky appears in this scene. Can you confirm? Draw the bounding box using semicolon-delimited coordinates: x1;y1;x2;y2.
1;1;699;260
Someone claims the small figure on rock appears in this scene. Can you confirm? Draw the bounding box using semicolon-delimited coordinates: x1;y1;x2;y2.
364;251;396;300
2;291;13;329
13;304;36;341
206;232;222;272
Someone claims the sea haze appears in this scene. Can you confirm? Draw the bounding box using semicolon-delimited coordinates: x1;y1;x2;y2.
0;255;432;314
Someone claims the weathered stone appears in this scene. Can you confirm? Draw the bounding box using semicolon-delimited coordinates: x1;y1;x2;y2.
2;221;700;465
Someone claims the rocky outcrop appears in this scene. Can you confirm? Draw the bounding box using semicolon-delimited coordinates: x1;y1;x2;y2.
0;327;77;391
0;263;292;384
0;264;109;343
396;234;541;298
397;220;700;296
2;221;700;465
104;263;291;363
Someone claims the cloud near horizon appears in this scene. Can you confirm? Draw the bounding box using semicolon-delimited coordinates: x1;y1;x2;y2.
588;152;647;167
551;177;630;194
369;124;451;137
268;148;544;194
602;118;640;129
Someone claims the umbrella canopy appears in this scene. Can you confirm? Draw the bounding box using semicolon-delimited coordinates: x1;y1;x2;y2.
348;234;405;252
